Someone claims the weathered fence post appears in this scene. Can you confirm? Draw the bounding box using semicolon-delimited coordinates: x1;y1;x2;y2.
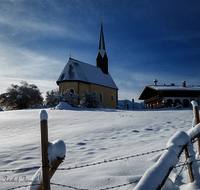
40;110;50;190
184;146;194;182
191;101;200;155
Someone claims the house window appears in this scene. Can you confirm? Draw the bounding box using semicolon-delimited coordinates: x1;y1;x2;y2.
94;91;97;99
183;99;189;108
70;88;75;94
167;99;173;107
111;94;114;101
100;92;103;102
174;99;180;107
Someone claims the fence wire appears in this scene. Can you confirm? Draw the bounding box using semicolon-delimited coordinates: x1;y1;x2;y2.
0;148;168;173
2;140;200;190
57;148;168;171
174;160;188;182
6;183;39;190
0;166;40;173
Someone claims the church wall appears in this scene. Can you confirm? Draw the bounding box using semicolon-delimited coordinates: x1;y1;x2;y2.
79;82;90;95
90;84;117;108
58;81;118;109
59;82;79;94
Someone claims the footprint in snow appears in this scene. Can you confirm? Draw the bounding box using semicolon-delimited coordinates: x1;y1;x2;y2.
76;142;86;146
145;128;153;131
132;130;139;133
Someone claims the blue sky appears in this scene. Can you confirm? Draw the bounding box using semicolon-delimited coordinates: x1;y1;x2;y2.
0;0;200;101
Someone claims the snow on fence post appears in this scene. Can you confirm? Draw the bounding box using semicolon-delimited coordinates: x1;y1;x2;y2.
191;101;200;155
40;110;50;190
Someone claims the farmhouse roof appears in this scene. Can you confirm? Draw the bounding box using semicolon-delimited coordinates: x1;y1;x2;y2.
139;85;200;100
148;85;200;91
56;57;118;90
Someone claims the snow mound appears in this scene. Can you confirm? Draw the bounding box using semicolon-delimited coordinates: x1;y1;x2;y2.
54;102;74;110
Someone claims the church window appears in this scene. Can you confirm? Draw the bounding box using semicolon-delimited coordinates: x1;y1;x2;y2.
100;92;103;102
94;91;97;99
70;88;75;94
111;94;114;101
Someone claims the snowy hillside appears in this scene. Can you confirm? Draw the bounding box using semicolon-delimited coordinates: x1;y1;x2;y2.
0;107;199;190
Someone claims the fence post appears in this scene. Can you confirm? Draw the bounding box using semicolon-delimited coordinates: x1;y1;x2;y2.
191;101;200;155
184;146;194;183
40;110;50;190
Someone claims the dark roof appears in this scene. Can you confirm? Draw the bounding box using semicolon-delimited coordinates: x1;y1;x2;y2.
139;85;200;100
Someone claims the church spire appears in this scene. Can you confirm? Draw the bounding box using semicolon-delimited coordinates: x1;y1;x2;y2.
96;21;108;74
99;21;106;55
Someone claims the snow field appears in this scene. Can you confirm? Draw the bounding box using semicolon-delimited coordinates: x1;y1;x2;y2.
0;108;199;190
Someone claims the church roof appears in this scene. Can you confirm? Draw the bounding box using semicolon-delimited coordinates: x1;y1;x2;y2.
56;57;118;90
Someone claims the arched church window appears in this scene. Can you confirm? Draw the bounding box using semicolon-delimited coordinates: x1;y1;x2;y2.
111;94;114;101
94;91;97;99
100;92;103;102
70;88;75;94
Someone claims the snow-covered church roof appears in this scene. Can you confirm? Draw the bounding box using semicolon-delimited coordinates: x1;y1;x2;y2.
56;57;118;90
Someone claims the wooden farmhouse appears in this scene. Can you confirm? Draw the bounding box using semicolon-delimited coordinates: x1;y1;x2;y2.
56;23;118;108
139;81;200;109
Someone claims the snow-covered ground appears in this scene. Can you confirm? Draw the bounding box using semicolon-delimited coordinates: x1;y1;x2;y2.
0;107;199;190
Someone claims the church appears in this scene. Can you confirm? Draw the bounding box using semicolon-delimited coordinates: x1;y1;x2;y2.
56;23;118;108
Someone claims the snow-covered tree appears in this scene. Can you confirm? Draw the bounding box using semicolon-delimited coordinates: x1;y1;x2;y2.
80;91;100;108
45;89;63;107
45;88;78;107
0;81;43;110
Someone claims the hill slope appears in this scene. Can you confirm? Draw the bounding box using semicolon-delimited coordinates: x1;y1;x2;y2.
0;108;199;189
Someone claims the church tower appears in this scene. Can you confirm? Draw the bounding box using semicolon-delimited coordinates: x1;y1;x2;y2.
96;22;108;75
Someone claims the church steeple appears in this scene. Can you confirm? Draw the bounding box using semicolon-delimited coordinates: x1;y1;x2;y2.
96;21;108;75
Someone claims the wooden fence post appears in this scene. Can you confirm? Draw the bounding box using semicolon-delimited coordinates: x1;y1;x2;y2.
40;110;50;190
184;146;194;183
192;101;200;155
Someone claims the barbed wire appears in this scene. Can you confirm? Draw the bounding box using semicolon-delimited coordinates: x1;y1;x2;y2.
174;162;187;169
6;183;39;190
56;148;168;171
50;180;140;190
0;148;168;173
51;182;89;190
192;137;200;144
174;160;188;182
99;180;139;190
0;166;40;172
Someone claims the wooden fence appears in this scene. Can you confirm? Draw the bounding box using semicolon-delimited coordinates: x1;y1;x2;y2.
134;101;200;190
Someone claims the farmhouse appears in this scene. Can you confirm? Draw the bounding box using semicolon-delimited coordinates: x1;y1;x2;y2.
56;23;118;108
139;81;200;109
